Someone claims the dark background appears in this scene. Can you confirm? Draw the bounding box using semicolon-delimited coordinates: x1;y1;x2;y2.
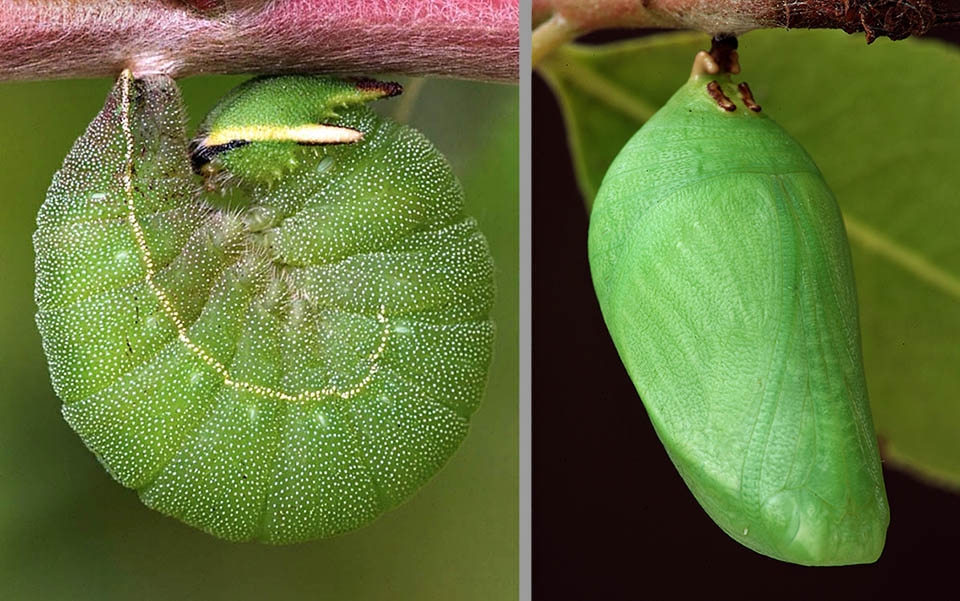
534;25;960;598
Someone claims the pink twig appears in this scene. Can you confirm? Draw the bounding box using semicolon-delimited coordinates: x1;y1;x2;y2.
0;0;519;82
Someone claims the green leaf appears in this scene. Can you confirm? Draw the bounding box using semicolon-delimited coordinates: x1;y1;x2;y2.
540;29;960;489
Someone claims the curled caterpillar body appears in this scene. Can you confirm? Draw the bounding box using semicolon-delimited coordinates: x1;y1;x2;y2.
588;60;889;566
35;73;493;543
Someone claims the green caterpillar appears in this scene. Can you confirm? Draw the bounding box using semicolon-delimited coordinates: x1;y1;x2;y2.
588;50;889;566
35;72;494;543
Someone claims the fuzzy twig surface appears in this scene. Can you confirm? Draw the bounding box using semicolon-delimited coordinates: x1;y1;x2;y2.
0;0;519;82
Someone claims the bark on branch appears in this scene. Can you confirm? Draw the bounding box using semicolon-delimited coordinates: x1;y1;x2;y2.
0;0;519;82
534;0;958;42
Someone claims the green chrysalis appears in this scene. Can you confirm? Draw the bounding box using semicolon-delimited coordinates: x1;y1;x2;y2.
587;49;889;566
35;71;494;543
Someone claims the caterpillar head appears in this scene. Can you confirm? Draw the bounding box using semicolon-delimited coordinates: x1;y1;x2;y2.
189;75;402;187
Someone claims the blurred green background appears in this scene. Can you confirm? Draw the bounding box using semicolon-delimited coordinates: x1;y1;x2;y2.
0;76;518;600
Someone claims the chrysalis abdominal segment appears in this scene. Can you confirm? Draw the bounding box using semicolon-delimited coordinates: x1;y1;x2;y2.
36;71;494;543
588;50;888;566
119;71;388;402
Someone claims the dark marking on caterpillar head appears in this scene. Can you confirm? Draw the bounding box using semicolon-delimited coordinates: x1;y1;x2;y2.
737;82;762;112
706;81;736;112
353;79;404;98
189;139;251;173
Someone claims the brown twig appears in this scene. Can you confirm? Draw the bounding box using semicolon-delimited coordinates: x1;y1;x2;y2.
535;0;957;42
764;0;952;42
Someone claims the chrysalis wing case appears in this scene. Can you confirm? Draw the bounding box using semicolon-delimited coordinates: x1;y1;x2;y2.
35;72;494;543
588;49;889;566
